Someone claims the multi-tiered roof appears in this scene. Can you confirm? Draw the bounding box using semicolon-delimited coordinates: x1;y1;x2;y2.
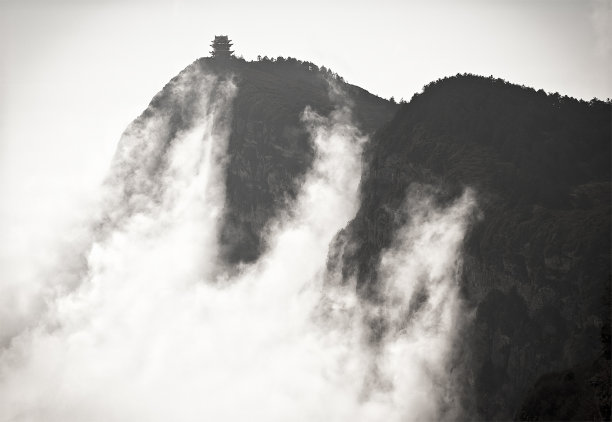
210;35;234;59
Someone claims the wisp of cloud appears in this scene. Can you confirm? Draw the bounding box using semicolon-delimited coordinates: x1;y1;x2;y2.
0;67;476;422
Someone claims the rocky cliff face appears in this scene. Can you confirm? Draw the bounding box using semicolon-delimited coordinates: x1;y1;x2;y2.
121;57;397;267
120;61;610;420
201;58;397;266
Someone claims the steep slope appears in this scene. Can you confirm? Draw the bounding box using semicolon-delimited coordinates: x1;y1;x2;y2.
335;74;611;420
113;62;609;420
139;57;397;266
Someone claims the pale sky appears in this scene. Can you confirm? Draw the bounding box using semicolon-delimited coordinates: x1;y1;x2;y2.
0;0;610;285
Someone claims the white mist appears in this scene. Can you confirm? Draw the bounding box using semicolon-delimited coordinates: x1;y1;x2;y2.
0;68;476;422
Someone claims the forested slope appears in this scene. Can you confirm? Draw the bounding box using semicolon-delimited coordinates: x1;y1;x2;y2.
336;74;611;420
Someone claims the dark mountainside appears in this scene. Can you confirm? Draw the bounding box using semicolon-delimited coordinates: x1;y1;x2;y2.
204;58;397;265
333;75;611;420
126;57;610;420
195;57;396;265
122;55;396;266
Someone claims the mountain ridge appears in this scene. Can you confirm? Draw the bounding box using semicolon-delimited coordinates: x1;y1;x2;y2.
115;57;611;420
332;71;611;420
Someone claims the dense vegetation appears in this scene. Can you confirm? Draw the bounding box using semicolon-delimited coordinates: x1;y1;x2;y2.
137;57;610;420
198;57;397;264
335;73;611;420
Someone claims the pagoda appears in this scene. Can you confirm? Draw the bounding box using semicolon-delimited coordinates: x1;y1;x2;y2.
210;35;234;59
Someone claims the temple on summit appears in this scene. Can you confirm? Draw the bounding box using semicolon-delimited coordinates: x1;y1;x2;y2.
210;35;234;59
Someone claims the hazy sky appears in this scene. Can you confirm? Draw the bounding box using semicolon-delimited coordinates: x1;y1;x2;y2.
0;0;610;287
